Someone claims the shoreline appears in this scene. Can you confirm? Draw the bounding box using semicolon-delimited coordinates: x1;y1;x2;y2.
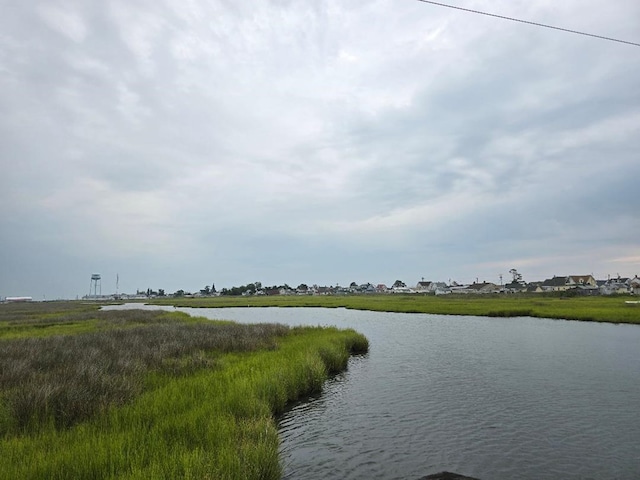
146;293;640;325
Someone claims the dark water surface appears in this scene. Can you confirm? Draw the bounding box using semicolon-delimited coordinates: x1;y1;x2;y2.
106;305;640;479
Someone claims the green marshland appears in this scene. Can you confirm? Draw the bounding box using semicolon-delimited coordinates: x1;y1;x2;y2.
0;302;368;479
153;293;640;324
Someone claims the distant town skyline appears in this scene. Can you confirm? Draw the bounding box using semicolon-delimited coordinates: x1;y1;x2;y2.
3;269;636;302
1;0;639;300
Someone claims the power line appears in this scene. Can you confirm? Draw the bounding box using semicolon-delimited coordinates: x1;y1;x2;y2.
415;0;640;47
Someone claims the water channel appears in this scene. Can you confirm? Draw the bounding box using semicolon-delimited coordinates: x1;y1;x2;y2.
106;305;640;479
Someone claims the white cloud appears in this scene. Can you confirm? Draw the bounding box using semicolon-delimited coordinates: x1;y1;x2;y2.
37;3;88;43
1;0;639;297
37;176;186;256
107;1;168;75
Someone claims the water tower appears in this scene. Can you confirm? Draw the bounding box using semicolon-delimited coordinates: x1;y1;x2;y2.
90;274;101;298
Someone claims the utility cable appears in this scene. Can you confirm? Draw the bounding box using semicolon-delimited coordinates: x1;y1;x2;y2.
415;0;640;47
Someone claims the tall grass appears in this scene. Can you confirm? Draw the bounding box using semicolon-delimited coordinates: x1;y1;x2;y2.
0;304;368;479
0;318;288;433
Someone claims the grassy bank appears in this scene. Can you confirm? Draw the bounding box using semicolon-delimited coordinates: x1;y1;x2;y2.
0;303;368;479
150;293;640;324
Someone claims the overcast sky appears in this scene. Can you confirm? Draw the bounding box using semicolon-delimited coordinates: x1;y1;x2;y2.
1;0;639;299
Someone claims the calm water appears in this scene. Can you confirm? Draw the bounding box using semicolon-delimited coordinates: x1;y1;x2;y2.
106;305;640;479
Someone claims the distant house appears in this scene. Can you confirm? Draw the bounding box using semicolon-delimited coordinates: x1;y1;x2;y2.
504;281;527;293
431;282;450;295
541;276;573;292
434;286;451;295
526;282;544;293
335;286;350;295
631;276;640;295
315;286;333;295
376;284;389;293
357;283;375;294
392;286;413;294
416;281;432;292
449;284;469;294
541;275;598;292
567;275;597;287
600;278;630;295
460;282;499;294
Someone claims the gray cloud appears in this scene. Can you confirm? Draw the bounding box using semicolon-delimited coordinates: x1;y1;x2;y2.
1;0;639;298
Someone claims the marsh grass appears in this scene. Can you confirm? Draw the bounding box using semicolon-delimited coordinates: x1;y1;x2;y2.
0;303;368;479
0;303;195;339
0;312;288;433
153;293;640;323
